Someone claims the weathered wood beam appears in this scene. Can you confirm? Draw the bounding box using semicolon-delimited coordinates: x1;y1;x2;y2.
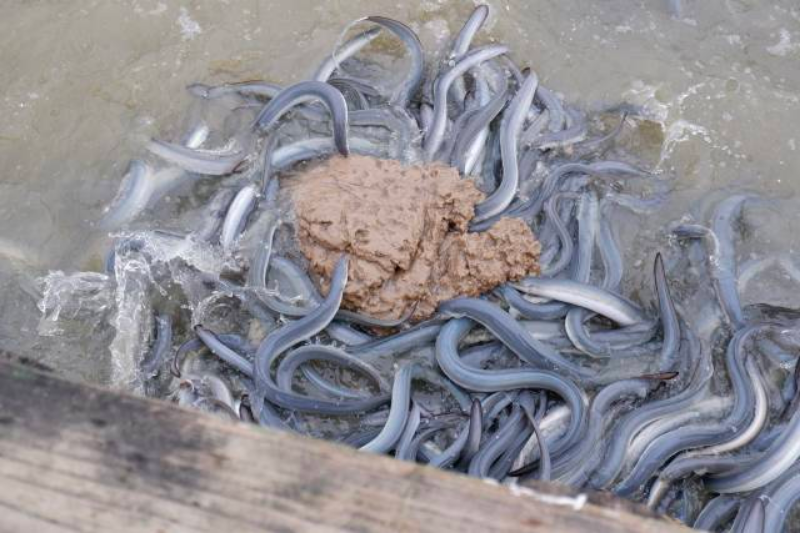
0;360;691;533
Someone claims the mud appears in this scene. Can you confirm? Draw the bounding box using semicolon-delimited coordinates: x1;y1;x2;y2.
288;155;540;320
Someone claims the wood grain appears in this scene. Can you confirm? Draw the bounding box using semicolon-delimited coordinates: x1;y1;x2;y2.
0;360;691;533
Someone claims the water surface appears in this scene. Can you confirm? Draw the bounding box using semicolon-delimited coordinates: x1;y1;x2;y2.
0;0;798;382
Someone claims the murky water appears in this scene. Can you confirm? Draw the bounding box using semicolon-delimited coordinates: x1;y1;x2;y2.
1;0;800;528
2;0;799;381
0;0;798;391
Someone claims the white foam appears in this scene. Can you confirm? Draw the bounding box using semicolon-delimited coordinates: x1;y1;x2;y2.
659;119;709;166
109;252;152;391
767;29;800;57
37;271;113;336
177;7;202;41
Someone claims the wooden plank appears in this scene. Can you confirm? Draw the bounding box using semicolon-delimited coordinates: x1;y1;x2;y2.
0;360;691;533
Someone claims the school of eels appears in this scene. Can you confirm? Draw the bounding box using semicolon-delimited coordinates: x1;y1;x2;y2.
50;6;800;532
